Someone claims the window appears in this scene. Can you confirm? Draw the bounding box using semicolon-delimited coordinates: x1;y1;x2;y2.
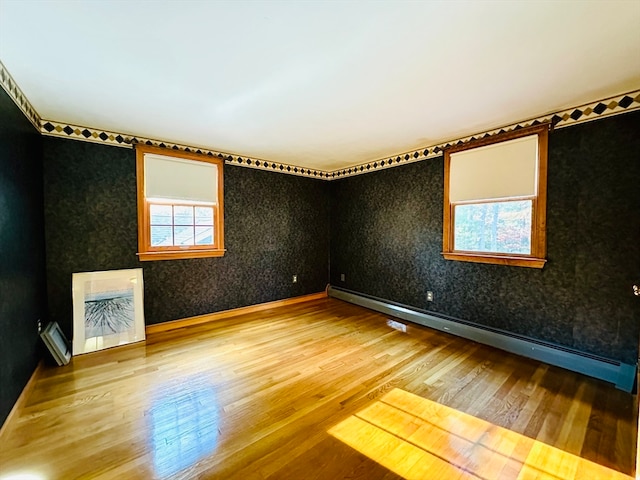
135;145;224;261
442;124;549;268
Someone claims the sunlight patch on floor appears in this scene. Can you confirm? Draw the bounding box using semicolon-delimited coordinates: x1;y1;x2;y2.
0;474;47;480
328;388;631;480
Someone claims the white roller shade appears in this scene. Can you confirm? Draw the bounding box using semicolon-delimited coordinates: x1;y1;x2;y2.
449;134;538;202
144;153;218;203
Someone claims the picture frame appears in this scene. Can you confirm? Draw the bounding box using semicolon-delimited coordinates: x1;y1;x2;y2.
72;268;145;355
40;321;72;366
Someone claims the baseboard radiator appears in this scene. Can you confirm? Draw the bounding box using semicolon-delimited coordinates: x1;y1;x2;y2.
328;286;636;392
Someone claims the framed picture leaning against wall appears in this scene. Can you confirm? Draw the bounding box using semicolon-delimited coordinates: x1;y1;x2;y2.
72;268;145;355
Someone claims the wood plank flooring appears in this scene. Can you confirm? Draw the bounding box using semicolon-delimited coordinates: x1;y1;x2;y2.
0;298;636;479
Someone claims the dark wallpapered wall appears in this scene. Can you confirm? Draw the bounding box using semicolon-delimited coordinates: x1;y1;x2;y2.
0;88;47;425
330;111;640;365
4;95;638;427
43;137;330;337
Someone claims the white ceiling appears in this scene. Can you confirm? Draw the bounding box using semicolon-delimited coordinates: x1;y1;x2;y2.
1;0;639;172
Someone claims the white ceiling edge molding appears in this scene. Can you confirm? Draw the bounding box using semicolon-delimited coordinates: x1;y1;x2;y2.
2;61;639;181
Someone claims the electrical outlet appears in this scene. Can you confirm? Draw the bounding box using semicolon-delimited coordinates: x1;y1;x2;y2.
292;275;297;283
37;319;42;334
427;291;434;302
340;273;345;282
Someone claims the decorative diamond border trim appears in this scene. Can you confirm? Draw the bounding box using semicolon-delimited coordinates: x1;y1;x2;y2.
327;90;640;179
39;121;330;179
0;60;41;130
1;57;637;181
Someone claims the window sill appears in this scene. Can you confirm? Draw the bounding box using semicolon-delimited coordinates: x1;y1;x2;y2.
442;252;546;269
138;249;226;261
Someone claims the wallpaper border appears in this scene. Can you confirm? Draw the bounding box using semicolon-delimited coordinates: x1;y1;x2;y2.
328;90;640;179
0;59;637;181
0;60;41;130
39;122;331;179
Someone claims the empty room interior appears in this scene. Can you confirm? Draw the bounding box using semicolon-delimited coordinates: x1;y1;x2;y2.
1;1;639;479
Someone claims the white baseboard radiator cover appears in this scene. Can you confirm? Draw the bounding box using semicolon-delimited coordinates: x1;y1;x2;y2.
328;286;636;392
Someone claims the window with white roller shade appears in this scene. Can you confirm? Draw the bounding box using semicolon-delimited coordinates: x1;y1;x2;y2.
135;145;225;261
144;154;218;204
442;124;549;269
449;135;538;203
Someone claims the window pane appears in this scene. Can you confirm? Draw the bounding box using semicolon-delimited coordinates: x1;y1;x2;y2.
174;225;194;245
151;226;173;246
195;226;214;245
195;206;214;225
150;204;172;225
454;200;532;254
173;206;194;225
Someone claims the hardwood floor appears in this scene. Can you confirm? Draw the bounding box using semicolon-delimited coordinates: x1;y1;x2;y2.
0;298;636;479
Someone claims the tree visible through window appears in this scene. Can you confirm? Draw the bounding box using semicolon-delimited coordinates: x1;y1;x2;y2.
453;200;532;254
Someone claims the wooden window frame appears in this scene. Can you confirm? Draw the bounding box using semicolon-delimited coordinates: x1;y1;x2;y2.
135;145;225;261
442;123;549;269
